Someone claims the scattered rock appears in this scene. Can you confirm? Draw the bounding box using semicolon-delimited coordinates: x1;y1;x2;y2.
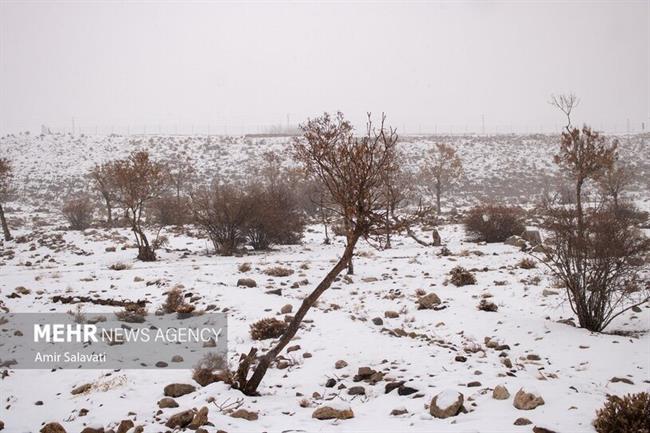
158;397;179;408
513;389;545;410
335;360;348;369
348;386;365;395
355;366;376;380
467;381;481;387
325;378;336;388
116;420;134;433
390;407;409;416
610;377;634;385
533;427;558;433
280;304;293;314
163;383;196;398
384;311;399;318
429;390;464;419
417;292;441;309
80;428;103;433
188;407;209;429
385;381;405;394
171;355;184;363
526;354;541;361
71;383;92;395
432;229;442;246
522;229;542;245
455;355;467;363
165;409;194;428
40;423;67;433
312;406;354;420
371;317;383;326
398;385;418;396
542;289;559;296
236;278;257;288
513;417;532;425
493;385;510;400
230;409;258;421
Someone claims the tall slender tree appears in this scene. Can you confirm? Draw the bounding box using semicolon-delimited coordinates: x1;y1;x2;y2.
0;158;13;241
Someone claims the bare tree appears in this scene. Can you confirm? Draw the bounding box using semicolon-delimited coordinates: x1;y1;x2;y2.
0;158;13;241
62;195;95;230
598;161;634;209
422;143;464;214
110;151;168;261
233;112;398;396
549;93;579;132
89;162;117;226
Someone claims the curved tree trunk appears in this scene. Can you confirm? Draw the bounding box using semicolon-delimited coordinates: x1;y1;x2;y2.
238;233;360;396
0;203;11;241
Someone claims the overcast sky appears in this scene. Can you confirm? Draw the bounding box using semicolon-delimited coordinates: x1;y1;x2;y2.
0;1;648;135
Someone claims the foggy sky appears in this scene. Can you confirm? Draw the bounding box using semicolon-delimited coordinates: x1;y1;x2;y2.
0;1;648;135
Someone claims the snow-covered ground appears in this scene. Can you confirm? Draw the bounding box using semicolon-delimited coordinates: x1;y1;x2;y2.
0;133;649;432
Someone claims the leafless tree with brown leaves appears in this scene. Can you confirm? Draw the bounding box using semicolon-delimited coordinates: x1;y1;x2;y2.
422;143;464;214
110;151;168;261
598;161;634;209
89;162;117;226
0;158;13;241
232;112;399;396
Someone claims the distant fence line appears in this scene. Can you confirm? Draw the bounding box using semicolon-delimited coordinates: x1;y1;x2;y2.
4;121;649;137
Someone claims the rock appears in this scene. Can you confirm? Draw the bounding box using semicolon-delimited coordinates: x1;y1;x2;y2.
384;311;399;318
493;385;510;400
522;229;542;245
80;428;103;433
385;381;405;394
287;344;301;353
71;383;92;395
0;420;3;431
165;409;195;428
189;407;209;429
312;406;354;420
280;304;293;314
513;417;532;425
429;390;464;419
467;381;481;387
455;355;467;363
398;385;418;395
533;427;558;433
355;367;376;380
236;278;257;288
502;358;513;369
116;420;134;433
325;378;336;388
348;386;365;395
610;377;634;385
542;289;559;296
230;409;258;421
432;229;442;246
158;397;179;408
526;354;541;361
40;423;67;433
417;292;441;309
335;360;348;369
390;407;409;416
505;235;526;248
171;355;184;363
513;389;545;410
163;383;196;398
371;317;383;326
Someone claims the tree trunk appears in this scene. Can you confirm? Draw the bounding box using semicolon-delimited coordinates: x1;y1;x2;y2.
576;178;584;235
435;182;442;214
238;233;360;395
105;198;113;226
0;203;11;241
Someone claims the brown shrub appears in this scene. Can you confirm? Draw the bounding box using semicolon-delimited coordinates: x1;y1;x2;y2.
150;195;190;227
477;299;498;312
250;317;288;340
518;258;537;269
115;305;147;323
62;196;94;230
192;353;231;387
162;286;185;314
593;392;649;433
449;266;476;286
264;266;294;277
238;262;252;273
464;204;525;243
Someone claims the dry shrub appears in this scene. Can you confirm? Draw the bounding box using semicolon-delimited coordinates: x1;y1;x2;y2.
518;258;537;269
464;204;525;243
449;266;476;286
62;196;94;230
593;392;649;433
192;353;231;387
115;305;147;323
150;195;190;227
162;286;185;314
264;266;294;277
109;262;131;271
238;262;252;273
250;317;287;340
478;299;498;312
